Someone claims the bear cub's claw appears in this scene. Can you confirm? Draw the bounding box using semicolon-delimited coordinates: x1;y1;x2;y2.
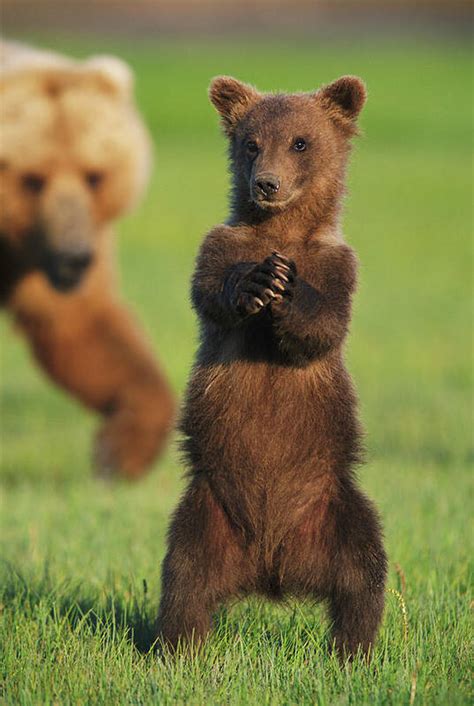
235;252;297;316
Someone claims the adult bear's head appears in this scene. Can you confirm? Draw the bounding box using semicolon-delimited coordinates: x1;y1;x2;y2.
0;43;151;292
209;75;366;222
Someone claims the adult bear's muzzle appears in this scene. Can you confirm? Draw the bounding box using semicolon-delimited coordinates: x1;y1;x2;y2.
36;176;96;292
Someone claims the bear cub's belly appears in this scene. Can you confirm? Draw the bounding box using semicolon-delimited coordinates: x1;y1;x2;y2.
183;354;351;481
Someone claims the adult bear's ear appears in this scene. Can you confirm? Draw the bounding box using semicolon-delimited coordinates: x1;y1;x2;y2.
316;76;367;134
209;76;260;135
84;55;134;100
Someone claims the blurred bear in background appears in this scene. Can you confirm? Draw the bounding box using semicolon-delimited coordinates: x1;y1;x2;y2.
0;41;175;479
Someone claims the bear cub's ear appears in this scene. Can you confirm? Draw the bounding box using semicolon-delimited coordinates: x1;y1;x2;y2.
209;76;260;135
317;75;367;132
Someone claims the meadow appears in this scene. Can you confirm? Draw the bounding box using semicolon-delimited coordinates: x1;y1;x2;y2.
0;36;472;704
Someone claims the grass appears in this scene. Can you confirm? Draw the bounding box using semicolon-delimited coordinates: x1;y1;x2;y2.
0;35;472;704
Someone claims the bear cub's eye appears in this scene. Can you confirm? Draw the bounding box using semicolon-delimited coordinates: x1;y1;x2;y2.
85;171;104;190
246;141;259;156
293;138;307;152
22;173;46;194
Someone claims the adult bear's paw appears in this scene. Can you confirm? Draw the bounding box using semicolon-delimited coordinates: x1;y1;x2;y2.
93;405;172;480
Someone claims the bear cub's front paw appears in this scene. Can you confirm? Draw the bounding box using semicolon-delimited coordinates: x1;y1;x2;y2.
267;251;297;301
267;251;297;316
234;251;297;316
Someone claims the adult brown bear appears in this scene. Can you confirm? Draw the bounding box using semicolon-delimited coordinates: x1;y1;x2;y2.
0;42;174;479
157;75;387;658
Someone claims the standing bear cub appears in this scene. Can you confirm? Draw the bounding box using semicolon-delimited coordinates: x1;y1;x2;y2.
158;75;387;657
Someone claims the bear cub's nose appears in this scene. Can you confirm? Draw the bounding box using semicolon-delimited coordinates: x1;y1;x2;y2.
254;173;281;198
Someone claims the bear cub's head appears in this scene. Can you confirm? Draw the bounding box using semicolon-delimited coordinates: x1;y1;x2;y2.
209;75;366;218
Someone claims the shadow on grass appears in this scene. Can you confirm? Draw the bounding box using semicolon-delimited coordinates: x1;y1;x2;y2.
0;561;157;654
0;560;333;661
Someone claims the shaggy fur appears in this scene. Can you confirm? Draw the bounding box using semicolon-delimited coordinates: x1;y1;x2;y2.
157;75;387;658
0;42;174;478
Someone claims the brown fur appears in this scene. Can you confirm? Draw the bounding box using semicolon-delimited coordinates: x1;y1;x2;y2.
0;43;174;478
157;75;387;658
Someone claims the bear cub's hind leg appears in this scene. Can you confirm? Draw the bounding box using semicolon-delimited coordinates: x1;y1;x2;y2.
327;484;387;660
281;481;386;660
157;479;252;651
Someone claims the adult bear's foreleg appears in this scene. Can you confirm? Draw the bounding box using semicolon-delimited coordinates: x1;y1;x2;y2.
15;287;174;478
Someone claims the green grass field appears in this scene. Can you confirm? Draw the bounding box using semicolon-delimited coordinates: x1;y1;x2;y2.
0;36;472;704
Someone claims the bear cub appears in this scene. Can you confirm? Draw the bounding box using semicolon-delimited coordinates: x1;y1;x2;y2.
157;75;387;658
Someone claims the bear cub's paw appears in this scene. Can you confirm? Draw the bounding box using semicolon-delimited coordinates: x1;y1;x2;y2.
234;251;297;316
